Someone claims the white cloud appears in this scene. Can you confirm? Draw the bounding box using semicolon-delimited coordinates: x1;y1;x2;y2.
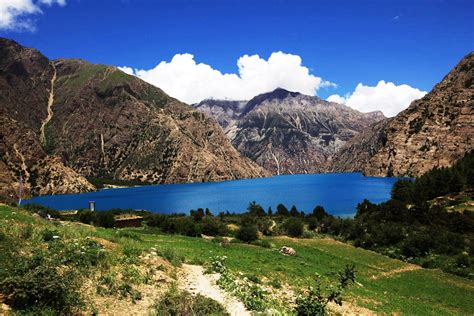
120;51;334;104
0;0;66;31
327;80;427;117
118;66;134;75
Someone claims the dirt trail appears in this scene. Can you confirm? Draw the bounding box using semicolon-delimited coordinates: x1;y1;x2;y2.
179;264;249;316
40;62;57;145
371;264;422;280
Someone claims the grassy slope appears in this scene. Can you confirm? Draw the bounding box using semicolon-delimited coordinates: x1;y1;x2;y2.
120;232;474;315
1;205;473;315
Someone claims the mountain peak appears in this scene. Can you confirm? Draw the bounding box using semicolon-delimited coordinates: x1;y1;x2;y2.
241;88;301;117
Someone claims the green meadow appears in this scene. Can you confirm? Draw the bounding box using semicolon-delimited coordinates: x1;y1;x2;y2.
1;204;473;315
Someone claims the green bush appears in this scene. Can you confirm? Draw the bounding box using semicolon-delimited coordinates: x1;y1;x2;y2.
0;253;82;313
41;229;59;242
201;217;228;236
284;218;304;237
236;224;259;243
154;284;228;316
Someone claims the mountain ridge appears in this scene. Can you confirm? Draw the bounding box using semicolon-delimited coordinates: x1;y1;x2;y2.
329;52;474;176
194;88;385;174
0;38;268;199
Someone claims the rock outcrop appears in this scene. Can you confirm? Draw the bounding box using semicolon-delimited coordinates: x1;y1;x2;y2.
0;38;267;198
195;88;385;174
330;52;474;176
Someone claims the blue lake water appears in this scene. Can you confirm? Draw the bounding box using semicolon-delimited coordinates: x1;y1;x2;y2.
25;173;399;217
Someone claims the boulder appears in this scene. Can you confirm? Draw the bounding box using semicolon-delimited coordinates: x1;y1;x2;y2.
280;246;296;256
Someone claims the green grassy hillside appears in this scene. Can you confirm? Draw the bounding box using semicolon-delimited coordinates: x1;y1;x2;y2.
1;204;473;315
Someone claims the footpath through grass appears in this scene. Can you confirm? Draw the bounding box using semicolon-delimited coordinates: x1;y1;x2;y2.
117;228;474;315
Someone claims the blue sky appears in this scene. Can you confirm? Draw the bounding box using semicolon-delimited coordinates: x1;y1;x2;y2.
1;0;473;115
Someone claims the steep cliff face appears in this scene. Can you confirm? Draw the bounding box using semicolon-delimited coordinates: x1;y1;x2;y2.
0;38;267;198
0;39;94;198
330;52;474;176
195;88;385;174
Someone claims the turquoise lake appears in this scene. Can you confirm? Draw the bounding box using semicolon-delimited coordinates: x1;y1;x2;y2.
25;173;400;217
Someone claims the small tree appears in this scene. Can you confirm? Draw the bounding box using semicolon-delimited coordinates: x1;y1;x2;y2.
191;208;205;222
267;207;273;216
284;218;304;237
236;224;259;243
312;206;328;221
205;208;213;217
290;205;300;217
248;201;266;217
276;203;289;216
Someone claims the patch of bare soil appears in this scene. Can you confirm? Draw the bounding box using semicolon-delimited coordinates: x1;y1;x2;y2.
179;264;250;316
370;264;422;280
91;237;117;250
328;300;377;315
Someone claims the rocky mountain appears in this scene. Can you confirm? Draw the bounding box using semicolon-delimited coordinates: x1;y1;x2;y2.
193;99;247;130
330;52;474;177
0;38;267;198
195;88;385;174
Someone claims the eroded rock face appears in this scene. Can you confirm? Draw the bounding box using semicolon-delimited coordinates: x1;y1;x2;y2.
0;38;267;197
195;88;385;174
330;52;474;177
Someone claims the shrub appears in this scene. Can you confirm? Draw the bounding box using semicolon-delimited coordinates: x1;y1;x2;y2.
201;217;227;236
94;212;115;228
0;253;82;313
41;229;59;242
284;218;304;237
154;284;228;316
236;224;259;243
295;264;356;316
307;218;318;231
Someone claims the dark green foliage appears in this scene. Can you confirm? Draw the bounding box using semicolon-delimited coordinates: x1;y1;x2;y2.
41;228;58;242
201;216;228;236
290;205;300;217
190;208;205;221
391;151;473;204
247;201;266;217
236;224;259;243
276;203;289;216
267;207;273;216
0;251;82;313
284;218;304;237
93;212;115;228
312;206;328;221
307;218;318;231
